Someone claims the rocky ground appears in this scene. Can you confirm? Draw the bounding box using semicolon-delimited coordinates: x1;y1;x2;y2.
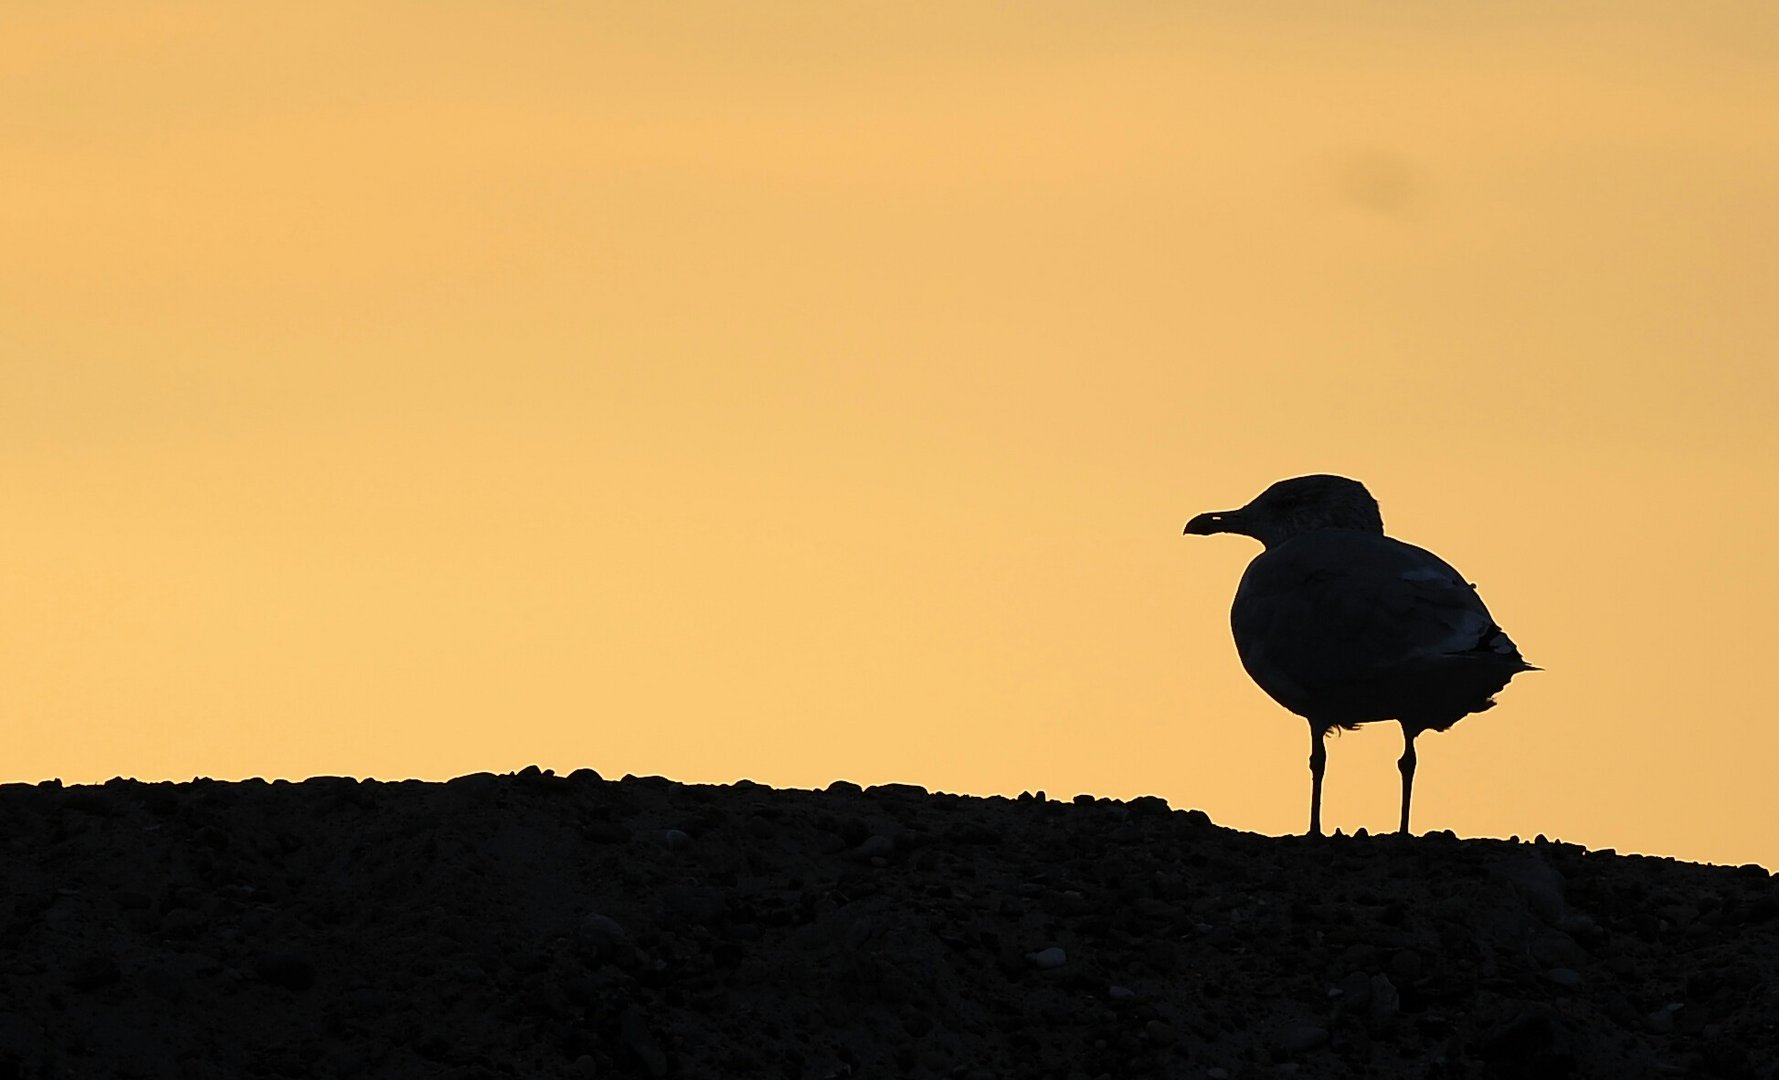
1;768;1775;1079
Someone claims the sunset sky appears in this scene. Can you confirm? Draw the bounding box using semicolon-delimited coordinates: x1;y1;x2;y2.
5;3;1777;868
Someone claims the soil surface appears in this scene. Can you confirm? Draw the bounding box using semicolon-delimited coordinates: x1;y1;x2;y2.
2;769;1775;1079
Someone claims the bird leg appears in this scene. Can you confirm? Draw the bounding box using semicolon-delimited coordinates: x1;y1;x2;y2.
1308;726;1327;837
1397;726;1418;835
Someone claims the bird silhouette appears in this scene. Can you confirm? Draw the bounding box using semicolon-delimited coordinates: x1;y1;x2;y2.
1184;475;1534;836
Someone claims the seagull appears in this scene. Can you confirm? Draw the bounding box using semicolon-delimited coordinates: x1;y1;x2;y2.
1183;475;1534;836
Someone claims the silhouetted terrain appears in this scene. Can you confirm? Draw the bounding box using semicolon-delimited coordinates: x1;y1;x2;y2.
2;770;1774;1079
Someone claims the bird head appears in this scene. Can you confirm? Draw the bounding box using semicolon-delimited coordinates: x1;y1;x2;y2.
1184;474;1384;549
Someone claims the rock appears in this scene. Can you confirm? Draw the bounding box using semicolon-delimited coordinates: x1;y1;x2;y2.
343;987;390;1014
848;834;894;861
140;961;185;1001
579;912;627;944
583;821;632;844
1388;948;1422;980
1480;1006;1581;1077
254;952;316;992
65;955;120;991
946;822;1003;845
60;789;115;817
620;1007;668;1077
140;784;181;815
1334;969;1371;1007
1546;967;1584;989
1530;930;1589;967
662;885;727;925
1127;795;1170;816
1338;943;1380;971
161;907;204;939
578;914;628;961
1494;857;1569;925
1026;947;1066;969
1368;974;1400;1025
1273;1024;1329;1055
866;782;928;798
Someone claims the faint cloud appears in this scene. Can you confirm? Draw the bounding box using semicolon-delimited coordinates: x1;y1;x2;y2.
1330;149;1432;218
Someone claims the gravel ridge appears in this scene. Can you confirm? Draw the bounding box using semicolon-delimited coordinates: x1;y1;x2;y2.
2;769;1775;1079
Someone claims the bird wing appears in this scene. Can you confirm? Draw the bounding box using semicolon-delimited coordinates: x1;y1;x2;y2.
1230;530;1516;714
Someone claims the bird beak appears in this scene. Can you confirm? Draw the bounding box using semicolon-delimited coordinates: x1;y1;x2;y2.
1184;510;1239;536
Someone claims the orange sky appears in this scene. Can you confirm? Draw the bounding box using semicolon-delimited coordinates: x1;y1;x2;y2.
5;3;1777;867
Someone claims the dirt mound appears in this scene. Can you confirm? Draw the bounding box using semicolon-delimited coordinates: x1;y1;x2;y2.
2;770;1775;1078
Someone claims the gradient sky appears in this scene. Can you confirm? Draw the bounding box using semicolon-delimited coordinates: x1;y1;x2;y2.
5;3;1777;867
